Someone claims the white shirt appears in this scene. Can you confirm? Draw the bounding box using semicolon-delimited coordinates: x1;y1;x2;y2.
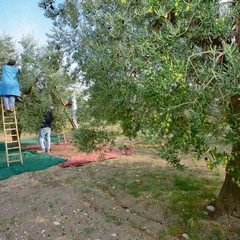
68;95;77;111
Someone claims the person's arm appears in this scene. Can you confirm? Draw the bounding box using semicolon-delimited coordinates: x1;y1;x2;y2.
65;101;73;107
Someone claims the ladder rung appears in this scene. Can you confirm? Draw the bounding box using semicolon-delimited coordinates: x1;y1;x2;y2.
8;159;21;163
4;113;14;116
8;153;20;156
4;117;14;119
6;134;17;137
7;147;20;150
3;109;14;112
7;140;19;143
5;128;17;131
5;122;16;125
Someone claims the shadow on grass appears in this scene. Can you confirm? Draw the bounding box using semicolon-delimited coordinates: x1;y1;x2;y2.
91;158;226;240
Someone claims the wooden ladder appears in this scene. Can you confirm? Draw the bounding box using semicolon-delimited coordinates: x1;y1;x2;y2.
1;98;23;167
57;129;67;143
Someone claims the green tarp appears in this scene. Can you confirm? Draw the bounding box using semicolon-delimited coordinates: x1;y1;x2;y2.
20;136;60;145
0;141;66;181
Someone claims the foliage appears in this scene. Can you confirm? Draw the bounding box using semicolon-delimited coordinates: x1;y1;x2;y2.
0;34;19;77
0;34;18;67
17;36;70;133
39;0;240;162
0;34;84;135
73;126;115;153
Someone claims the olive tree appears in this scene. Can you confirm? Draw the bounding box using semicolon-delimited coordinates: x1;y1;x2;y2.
0;34;75;136
17;36;68;134
40;0;240;216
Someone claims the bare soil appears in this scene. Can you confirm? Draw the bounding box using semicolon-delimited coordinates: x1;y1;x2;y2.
0;137;239;240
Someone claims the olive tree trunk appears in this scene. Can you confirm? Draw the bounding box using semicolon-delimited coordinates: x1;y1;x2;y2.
216;142;240;216
216;80;240;216
215;13;240;217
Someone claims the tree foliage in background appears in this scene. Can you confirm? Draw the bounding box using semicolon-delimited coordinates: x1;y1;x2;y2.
34;0;240;216
18;36;70;133
0;34;79;135
0;34;18;66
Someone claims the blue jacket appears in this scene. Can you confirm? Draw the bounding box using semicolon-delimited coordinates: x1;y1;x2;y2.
0;65;20;96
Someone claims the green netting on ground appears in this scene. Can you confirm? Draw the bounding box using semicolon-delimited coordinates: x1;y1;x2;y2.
20;136;60;145
0;142;66;181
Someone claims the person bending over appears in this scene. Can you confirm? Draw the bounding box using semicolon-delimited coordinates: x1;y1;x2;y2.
37;108;54;153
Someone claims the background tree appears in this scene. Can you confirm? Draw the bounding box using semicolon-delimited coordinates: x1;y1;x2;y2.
40;0;240;216
0;33;80;137
0;34;18;67
18;36;68;134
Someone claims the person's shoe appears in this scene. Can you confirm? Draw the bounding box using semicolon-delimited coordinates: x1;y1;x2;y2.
36;150;45;153
45;150;50;153
9;108;14;112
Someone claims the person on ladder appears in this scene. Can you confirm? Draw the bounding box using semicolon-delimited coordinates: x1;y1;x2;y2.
0;59;21;112
65;91;78;129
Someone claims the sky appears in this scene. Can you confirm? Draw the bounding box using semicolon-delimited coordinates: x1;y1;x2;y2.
0;0;54;46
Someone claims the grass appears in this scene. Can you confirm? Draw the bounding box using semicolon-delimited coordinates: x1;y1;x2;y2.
0;127;230;239
103;165;225;239
83;227;94;235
